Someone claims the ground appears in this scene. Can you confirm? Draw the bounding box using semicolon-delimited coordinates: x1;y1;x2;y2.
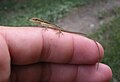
57;0;120;34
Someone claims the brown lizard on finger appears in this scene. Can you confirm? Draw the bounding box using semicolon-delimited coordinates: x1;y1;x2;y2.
29;17;101;70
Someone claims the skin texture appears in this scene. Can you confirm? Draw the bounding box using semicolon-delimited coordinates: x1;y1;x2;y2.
0;26;112;82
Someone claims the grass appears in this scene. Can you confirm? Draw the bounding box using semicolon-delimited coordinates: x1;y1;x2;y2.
0;0;96;26
92;7;120;82
0;0;120;82
97;7;118;20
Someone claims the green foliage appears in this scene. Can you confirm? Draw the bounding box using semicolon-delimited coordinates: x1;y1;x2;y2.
0;0;95;26
97;10;110;20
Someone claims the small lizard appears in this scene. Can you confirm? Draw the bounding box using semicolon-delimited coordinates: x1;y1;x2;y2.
29;17;101;70
29;18;86;36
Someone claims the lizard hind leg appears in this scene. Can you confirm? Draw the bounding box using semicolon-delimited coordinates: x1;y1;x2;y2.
42;26;48;32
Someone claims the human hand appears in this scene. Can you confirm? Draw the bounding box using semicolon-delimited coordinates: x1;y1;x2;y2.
0;26;112;82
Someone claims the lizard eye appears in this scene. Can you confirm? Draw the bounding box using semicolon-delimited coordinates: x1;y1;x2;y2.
30;18;41;22
33;19;38;21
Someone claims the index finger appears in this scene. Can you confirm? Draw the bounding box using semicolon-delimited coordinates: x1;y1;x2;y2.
0;26;104;65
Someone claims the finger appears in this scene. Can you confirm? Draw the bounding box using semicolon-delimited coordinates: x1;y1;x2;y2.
10;63;112;82
0;26;104;65
41;63;112;82
45;64;112;82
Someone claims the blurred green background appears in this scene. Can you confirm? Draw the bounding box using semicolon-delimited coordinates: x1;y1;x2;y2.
0;0;120;82
0;0;96;26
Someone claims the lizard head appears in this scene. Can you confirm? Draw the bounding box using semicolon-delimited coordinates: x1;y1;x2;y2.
29;18;43;23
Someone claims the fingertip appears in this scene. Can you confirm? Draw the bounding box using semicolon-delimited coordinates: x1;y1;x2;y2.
98;64;112;81
69;35;104;64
